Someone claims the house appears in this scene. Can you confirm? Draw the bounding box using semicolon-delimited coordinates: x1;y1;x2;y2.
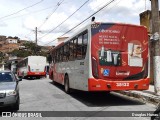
57;37;68;44
139;10;160;33
0;37;19;53
6;37;18;44
5;56;22;73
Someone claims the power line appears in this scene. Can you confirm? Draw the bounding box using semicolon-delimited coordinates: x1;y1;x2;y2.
44;0;115;46
21;4;60;40
23;0;64;42
0;0;44;20
38;0;89;41
40;1;114;39
2;6;54;21
38;0;65;29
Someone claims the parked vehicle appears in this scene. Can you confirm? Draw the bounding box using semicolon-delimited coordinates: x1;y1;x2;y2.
17;56;47;79
49;22;150;93
0;70;22;110
45;64;49;75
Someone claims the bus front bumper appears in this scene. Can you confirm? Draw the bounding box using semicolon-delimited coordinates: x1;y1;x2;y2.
88;78;150;91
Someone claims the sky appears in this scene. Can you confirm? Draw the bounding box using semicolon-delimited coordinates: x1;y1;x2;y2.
0;0;159;46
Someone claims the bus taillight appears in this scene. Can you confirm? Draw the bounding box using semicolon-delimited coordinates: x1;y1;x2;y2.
92;57;99;78
44;66;46;72
28;65;30;72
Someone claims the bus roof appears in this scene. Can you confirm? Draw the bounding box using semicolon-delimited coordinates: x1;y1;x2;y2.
18;56;46;62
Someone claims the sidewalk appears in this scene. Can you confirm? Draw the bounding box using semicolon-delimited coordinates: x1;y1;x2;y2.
117;85;160;105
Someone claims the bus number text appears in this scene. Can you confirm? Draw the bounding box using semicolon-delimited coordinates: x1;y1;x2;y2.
116;83;129;87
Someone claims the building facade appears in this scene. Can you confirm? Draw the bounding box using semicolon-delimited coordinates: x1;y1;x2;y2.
139;10;160;33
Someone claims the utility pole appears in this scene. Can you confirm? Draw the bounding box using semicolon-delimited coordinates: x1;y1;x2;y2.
35;27;38;55
35;27;38;46
150;0;160;95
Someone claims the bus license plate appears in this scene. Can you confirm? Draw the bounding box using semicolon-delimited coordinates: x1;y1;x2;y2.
116;83;129;87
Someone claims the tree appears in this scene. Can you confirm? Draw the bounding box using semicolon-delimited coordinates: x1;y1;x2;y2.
9;41;49;58
0;52;4;63
9;49;32;57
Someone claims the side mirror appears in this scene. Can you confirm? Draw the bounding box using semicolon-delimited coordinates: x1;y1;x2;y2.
18;78;22;81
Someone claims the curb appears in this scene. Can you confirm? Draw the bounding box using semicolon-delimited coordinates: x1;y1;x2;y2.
116;91;160;105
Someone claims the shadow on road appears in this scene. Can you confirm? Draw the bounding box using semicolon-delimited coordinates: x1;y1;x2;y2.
0;107;18;117
49;82;145;107
22;77;45;81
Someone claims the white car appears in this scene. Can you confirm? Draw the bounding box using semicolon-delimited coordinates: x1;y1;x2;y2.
0;70;22;110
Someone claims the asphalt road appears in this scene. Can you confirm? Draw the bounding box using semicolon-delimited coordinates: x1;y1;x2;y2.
0;77;158;120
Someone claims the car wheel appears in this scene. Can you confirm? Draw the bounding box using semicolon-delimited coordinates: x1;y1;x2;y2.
12;96;20;111
64;75;70;94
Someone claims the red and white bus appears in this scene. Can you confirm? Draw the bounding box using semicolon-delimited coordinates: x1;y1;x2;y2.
49;22;150;93
17;56;47;79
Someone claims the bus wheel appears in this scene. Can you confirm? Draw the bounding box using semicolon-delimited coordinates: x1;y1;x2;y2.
106;91;110;94
64;75;70;94
52;77;55;84
52;72;55;84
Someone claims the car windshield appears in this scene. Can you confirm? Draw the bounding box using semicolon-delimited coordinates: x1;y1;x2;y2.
0;72;14;82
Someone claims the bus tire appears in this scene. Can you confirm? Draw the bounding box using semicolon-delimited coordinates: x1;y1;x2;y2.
106;91;110;94
52;72;55;84
52;79;55;85
64;75;70;94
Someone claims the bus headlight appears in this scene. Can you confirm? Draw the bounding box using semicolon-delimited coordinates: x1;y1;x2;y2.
6;90;17;96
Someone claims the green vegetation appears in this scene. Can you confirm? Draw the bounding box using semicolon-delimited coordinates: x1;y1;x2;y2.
10;49;32;57
0;52;4;63
9;41;48;58
0;41;49;64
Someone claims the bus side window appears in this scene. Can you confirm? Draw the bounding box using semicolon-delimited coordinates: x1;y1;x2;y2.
59;48;62;62
73;38;77;59
69;40;74;61
47;54;52;64
67;43;70;60
59;49;61;62
55;51;58;63
77;35;83;59
54;51;56;63
82;32;88;58
63;45;66;62
64;43;70;61
57;49;60;62
61;46;64;62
